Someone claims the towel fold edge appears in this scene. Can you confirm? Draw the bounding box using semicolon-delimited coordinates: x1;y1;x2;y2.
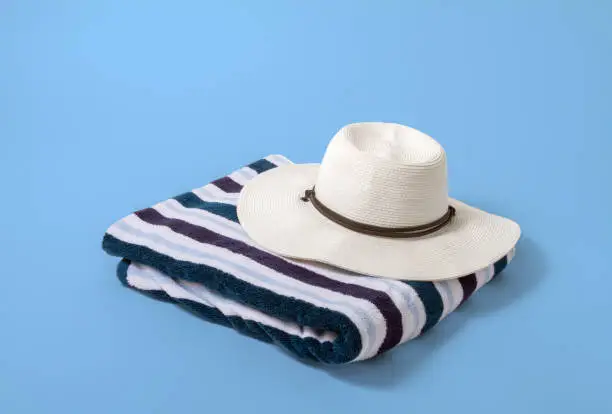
103;233;363;364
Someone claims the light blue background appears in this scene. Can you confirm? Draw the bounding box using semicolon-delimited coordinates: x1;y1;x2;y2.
2;1;611;413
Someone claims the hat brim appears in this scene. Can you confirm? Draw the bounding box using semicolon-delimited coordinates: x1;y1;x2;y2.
237;164;521;281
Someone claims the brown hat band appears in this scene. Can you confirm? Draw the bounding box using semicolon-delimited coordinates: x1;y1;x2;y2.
301;188;456;238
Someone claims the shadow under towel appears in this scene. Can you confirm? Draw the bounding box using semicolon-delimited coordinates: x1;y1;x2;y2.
102;154;515;364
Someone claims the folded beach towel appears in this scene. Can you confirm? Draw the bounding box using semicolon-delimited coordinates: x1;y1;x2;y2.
102;155;515;364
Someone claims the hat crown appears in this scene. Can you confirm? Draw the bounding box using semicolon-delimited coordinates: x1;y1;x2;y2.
315;122;449;228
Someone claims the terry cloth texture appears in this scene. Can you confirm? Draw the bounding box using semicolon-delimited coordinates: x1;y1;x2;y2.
102;154;516;364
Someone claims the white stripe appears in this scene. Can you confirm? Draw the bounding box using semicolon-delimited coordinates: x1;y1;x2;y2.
266;154;293;166
475;265;491;290
433;281;453;321
127;264;337;342
398;282;428;341
228;167;258;185
192;186;239;205
127;264;204;302
507;248;516;263
484;263;496;284
126;269;160;291
437;279;463;320
108;216;381;360
448;279;464;313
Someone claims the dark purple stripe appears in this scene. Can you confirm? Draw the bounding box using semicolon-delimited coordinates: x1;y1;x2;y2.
458;273;478;306
212;176;243;193
135;207;403;353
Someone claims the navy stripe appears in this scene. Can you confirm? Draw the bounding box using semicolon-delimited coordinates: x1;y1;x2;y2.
248;159;277;174
173;192;238;222
404;281;444;334
104;235;361;363
493;255;509;277
212;176;242;193
134;207;404;353
458;273;478;306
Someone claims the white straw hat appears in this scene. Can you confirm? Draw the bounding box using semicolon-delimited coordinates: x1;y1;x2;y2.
237;122;521;281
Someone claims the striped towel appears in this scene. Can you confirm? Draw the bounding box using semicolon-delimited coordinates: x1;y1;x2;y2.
102;155;515;364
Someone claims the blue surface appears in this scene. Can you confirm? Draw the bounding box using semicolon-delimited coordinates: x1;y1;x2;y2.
2;1;611;413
